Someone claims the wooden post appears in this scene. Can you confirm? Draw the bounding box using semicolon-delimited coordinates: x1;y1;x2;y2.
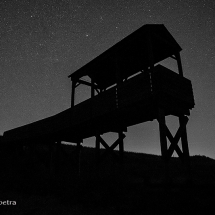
157;111;191;182
147;27;154;68
76;140;82;177
91;78;95;98
115;50;123;110
95;134;100;164
95;134;101;177
176;52;184;77
94;131;126;176
175;51;191;180
49;142;54;179
179;115;191;180
157;108;169;181
118;131;124;164
55;140;61;179
179;116;190;158
158;109;168;159
146;28;155;97
118;131;125;178
71;79;76;107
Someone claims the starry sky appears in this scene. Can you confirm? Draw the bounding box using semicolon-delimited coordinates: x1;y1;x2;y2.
0;0;215;158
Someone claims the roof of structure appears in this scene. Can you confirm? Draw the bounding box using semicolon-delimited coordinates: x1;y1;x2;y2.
68;24;182;89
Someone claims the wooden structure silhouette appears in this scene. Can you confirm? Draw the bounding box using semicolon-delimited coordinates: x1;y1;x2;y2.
2;24;194;177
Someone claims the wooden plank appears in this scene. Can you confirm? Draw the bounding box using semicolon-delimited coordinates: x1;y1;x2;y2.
158;109;168;160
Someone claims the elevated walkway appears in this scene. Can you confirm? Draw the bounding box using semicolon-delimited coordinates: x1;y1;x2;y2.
3;64;194;144
2;24;195;178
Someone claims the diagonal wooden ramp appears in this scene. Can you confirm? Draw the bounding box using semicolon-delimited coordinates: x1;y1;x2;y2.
2;24;195;179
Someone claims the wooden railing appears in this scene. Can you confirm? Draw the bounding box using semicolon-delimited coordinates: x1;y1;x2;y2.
3;65;194;142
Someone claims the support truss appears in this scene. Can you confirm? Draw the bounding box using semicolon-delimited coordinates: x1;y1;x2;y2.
158;108;191;178
95;131;126;164
158;108;190;161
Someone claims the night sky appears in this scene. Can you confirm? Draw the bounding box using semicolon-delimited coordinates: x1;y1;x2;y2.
0;0;215;158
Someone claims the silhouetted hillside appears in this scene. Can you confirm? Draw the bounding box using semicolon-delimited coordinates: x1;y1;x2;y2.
1;144;215;186
1;144;215;214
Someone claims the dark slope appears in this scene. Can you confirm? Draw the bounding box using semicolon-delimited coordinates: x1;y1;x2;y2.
1;145;215;214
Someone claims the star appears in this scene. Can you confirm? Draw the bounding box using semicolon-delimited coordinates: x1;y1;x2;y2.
99;16;104;22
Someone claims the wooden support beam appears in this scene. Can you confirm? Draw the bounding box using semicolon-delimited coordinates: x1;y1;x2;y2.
179;115;191;180
176;52;184;77
100;134;125;152
71;79;77;107
77;79;100;90
118;131;125;171
115;53;122;109
55;140;61;177
166;116;188;160
170;55;176;60
95;88;100;94
165;127;183;159
158;110;169;181
179;115;190;159
119;131;125;157
96;134;100;165
158;109;168;161
158;108;189;161
147;29;154;68
157;108;192;183
78;79;92;87
49;142;55;178
99;137;119;162
96;132;126;164
157;109;191;183
99;136;110;150
75;140;82;177
115;51;122;85
91;79;95;98
101;136;125;161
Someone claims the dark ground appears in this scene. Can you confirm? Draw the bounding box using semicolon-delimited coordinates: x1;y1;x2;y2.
0;145;215;215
